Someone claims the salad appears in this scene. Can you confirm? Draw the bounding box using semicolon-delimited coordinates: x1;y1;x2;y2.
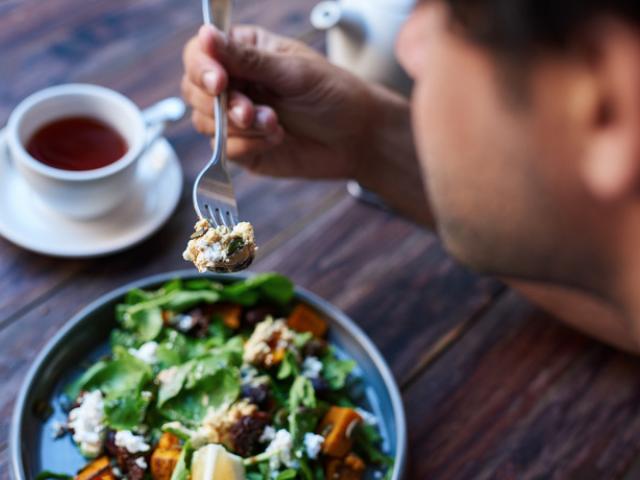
40;274;393;480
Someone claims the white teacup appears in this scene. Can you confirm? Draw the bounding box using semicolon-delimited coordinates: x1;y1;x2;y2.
6;84;173;220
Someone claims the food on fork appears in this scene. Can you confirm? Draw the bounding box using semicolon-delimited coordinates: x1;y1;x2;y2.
39;274;393;480
183;218;256;273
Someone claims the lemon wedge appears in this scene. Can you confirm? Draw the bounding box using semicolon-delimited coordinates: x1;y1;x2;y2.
191;444;246;480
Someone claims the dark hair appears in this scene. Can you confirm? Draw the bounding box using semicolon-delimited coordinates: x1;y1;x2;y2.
444;0;640;57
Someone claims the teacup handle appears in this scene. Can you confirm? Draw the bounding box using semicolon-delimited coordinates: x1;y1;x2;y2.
135;97;186;184
141;96;187;148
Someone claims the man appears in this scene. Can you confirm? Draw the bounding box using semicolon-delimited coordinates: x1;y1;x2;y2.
182;0;640;352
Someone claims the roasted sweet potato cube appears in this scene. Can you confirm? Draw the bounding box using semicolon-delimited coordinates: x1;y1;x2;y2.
151;447;182;480
344;453;366;472
75;456;112;480
211;303;243;329
287;304;328;337
157;432;181;451
325;453;365;480
317;407;362;458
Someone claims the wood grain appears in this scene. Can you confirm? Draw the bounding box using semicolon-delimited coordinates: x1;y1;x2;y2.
404;291;640;479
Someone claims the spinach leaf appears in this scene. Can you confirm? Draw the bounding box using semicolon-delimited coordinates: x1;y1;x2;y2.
66;350;152;400
155;343;183;369
275;469;298;480
104;394;151;430
123;307;163;342
157;365;190;407
321;352;356;390
34;472;72;480
124;287;155;305
184;278;223;291
352;423;394;466
277;351;300;380
222;273;294;306
160;368;240;424
164;290;220;312
110;328;139;349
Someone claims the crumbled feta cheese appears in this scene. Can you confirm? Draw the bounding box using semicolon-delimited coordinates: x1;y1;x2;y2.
176;314;196;332
303;432;324;459
50;420;66;439
183;219;256;273
243;318;295;367
135;457;148;470
129;341;158;364
114;430;150;454
356;407;378;426
260;425;276;443
112;466;123;478
240;364;259;382
202;241;225;263
302;356;323;379
265;429;296;470
68;390;106;458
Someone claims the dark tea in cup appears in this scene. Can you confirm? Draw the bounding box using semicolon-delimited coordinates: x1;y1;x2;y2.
26;116;127;171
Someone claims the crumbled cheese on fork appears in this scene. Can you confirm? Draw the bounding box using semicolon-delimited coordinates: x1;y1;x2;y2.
183;218;256;273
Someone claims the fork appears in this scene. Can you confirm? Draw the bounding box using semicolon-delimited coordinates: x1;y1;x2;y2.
193;0;238;229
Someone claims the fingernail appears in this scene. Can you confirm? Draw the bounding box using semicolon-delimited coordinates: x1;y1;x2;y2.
230;105;245;126
255;109;272;130
202;71;219;94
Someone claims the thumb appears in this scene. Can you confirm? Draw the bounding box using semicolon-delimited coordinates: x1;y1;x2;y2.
198;24;287;90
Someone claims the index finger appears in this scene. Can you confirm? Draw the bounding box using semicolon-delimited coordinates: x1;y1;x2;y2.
183;34;229;96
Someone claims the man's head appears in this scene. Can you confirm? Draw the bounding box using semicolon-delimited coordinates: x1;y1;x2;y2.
397;0;640;299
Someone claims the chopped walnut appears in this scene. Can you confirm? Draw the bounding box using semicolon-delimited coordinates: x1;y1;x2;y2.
243;318;295;367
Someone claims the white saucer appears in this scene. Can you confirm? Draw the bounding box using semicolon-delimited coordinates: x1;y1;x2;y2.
0;129;183;258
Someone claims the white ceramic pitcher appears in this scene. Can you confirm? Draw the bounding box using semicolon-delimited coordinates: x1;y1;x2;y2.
311;0;416;96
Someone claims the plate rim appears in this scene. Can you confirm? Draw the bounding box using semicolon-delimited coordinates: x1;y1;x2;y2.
0;130;183;258
10;270;407;480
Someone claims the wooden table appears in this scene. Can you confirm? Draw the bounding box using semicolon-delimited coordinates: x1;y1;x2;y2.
2;1;640;478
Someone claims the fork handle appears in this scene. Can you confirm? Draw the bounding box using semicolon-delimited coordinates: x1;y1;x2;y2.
203;0;232;167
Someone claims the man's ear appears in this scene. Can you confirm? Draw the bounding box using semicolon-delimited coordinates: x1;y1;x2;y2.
579;19;640;202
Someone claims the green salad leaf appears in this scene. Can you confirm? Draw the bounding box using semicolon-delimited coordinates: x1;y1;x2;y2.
66;348;152;400
353;422;394;467
34;472;72;480
104;393;151;430
288;376;320;448
159;367;240;424
321;351;356;390
275;469;297;480
277;351;300;380
123;307;163;341
221;273;294;306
